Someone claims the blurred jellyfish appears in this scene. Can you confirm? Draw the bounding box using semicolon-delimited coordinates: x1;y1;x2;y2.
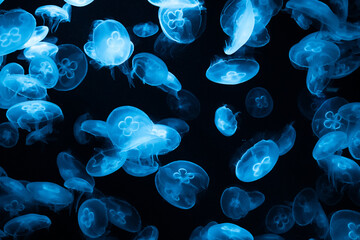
316;175;342;206
155;160;209;209
78;198;108;238
207;223;254;240
134;225;159;240
25;124;53;145
190;221;218;240
247;27;270;48
3;74;47;99
157;117;189;137
214;105;238;137
54;44;88;91
245;87;274;118
133;22;159;38
235;140;279;182
206;58;259;85
80;120;109;138
254;234;285;240
4;214;51;237
122;153;159;177
348;125;360;160
157;71;182;96
86;148;127;177
102;197;141;232
338;102;360;123
274;123;296;156
0;122;19;148
312;205;330;239
330;210;360;240
0;9;36;56
306;64;333;97
220;0;255;55
292;188;321;226
65;0;94;7
29;56;59;89
23;42;59;60
0;166;7;176
167;89;200;120
265;205;295;234
74;113;92;144
312;131;348;161
248;190;265;210
331;55;360;80
35;4;72;33
20;26;49;50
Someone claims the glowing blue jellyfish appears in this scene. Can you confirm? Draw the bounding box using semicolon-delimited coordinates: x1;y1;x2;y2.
3;74;47;99
102;197;141;232
312;204;329;239
133;22;159;38
306;64;332;97
247;27;270;48
190;221;218;240
73;113;92;144
25;124;53;145
157;71;182;96
330;210;360;240
214;105;238;137
254;234;285;240
316;175;342;206
29;56;59;89
0;122;19;148
274;123;296;156
265;205;295;234
248;190;265;210
312;131;348;161
207;223;254;240
26;182;74;211
134;225;159;240
157;118;189;137
54;44;88;91
80;120;109;138
338;102;360;123
86;148;127;177
78;198;108;238
245;87;273;118
21;26;49;50
0;9;36;56
23;42;59;60
331;55;360;79
292;188;321;226
155;160;209;209
312;97;348;138
4;214;51;237
122;154;159;177
206;58;260;85
6;100;63;132
158;3;206;44
64;0;94;7
131;52;168;86
167;89;200;120
220;0;255;55
35;4;72;33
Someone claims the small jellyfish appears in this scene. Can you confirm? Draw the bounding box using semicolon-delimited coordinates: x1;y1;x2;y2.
245;87;274;118
330;210;360;240
35;4;72;32
214;105;238;137
78;198;108;239
23;42;59;60
4;214;51;237
220;187;251;220
235;139;280;182
265;205;295;234
29;55;59;89
3;74;47;99
292;188;321;226
64;0;94;7
315;175;342;206
80;120;109;138
73;113;92;144
306;65;333;97
133;225;159;240
54;44;88;91
274;123;296;156
86;148;127;177
157;118;189;137
0;122;19;148
20;26;49;50
133;22;159;38
207;223;254;240
312;131;348;161
155;160;209;209
206;58;260;85
331;55;360;80
167;89;201;120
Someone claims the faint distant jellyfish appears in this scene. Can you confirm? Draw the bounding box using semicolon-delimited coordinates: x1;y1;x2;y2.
23;42;59;60
297;88;326;120
0;9;36;56
4;214;51;237
190;221;218;240
349;128;360;160
86;148;127;177
266;205;295;234
220;187;251;220
80;120;109;138
73;113;92;144
246;27;270;48
207;223;254;240
331;55;360;80
157;118;189;137
4;199;25;216
247;190;265;210
29;56;59;88
312;131;348;161
206;58;260;85
54;44;88;91
167;89;200;120
214;105;238;137
274;123;296;156
316;175;342;206
35;4;72;33
235;139;280;182
330;210;360;240
220;0;255;55
133;225;159;240
155;160;209;209
3;74;47;99
157;71;182;96
25;124;53;145
78;199;108;238
133;22;159;38
0;122;19;148
153;32;186;59
245;87;274;118
292;188;320;226
64;0;94;7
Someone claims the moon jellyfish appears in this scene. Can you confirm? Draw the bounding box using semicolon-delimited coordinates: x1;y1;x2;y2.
80;120;109;138
235;140;279;182
220;0;255;55
133;22;159;38
155;160;209;209
292;188;321;226
157;71;182;96
312;205;330;239
167;89;200;120
330;210;360;240
25;124;54;145
73;113;92;144
3;74;47;99
78;198;108;238
20;26;49;50
316;175;342;206
64;0;94;7
26;182;74;211
54;44;88;91
248;190;265;210
4;214;51;237
254;234;285;240
158;3;206;44
245;87;273;118
0;9;36;56
102;197;141;233
312;97;348;138
206;58;260;85
35;4;72;33
306;64;333;97
0;122;19;148
122;154;159;177
190;221;218;240
23;42;59;60
214;105;238;137
312;131;348;161
134;225;159;240
331;55;360;80
274;123;296;156
265;205;295;234
157;118;189;137
29;56;59;89
247;27;270;48
131;52;168;86
338;102;360;123
86;148;127;177
207;223;254;240
6;100;63;132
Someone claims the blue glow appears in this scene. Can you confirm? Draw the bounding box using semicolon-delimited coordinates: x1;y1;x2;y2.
133;22;159;38
4;214;51;237
265;205;295;234
207;223;254;240
316;174;342;206
35;4;72;33
330;210;360;240
312;131;348;161
0;122;19;148
214;105;238;137
275;123;296;156
167;89;200;120
292;188;321;226
245;87;274;118
134;225;159;240
86;148;127;177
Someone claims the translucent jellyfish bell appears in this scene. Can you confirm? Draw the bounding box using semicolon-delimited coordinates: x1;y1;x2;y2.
292;188;321;226
0;9;36;56
122;153;159;177
338;102;360;123
0;122;19;148
221;0;255;55
80;120;109;138
190;221;218;240
29;56;59;89
73;113;92;144
134;225;159;240
214;105;238;137
274;123;296;156
155;160;209;209
3;74;47;99
312;131;348;161
20;26;49;50
330;210;360;240
167;89;200;120
35;4;72;33
235;139;279;182
157;118;189;137
23;42;59;60
265;205;295;234
86;148;127;177
4;214;51;237
220;187;251;220
348;124;360;160
148;0;200;8
207;223;254;240
245;87;274;118
157;71;182;96
25;124;53;145
206;58;260;85
315;174;342;206
64;0;94;7
133;22;159;38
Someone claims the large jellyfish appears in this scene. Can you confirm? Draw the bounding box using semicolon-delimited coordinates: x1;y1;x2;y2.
166;89;200;120
312;131;348;161
35;4;72;32
338;102;360;123
265;205;295;234
86;148;127;177
207;223;254;240
134;225;159;240
330;210;360;240
214;105;238;137
133;22;159;38
29;55;59;89
155;160;209;209
0;122;19;148
4;214;51;237
206;58;260;85
245;87;274;118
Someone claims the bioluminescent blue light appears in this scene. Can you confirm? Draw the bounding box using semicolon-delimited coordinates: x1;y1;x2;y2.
23;42;59;60
330;210;360;240
133;22;159;38
35;4;72;33
167;89;200;120
73;113;92;144
80;120;109;138
312;131;348;161
0;122;19;148
292;188;321;226
265;205;295;234
275;123;296;156
245;87;273;118
207;223;254;240
338;102;360;122
4;214;51;237
21;26;49;50
29;56;59;89
3;74;47;99
315;174;342;206
25;124;53;145
64;0;94;7
86;148;127;177
214;105;238;137
157;71;182;96
157;117;189;137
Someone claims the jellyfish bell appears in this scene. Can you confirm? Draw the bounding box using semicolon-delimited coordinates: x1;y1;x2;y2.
86;148;127;177
133;22;159;38
306;64;334;97
266;205;295;234
157;117;189;137
20;26;49;50
25;123;54;145
330;210;360;240
167;89;200;120
64;0;94;7
3;74;47;99
148;0;201;8
29;55;59;89
134;225;159;240
214;105;238;137
122;152;159;177
220;186;251;220
207;223;254;240
338;102;360;123
4;214;51;237
23;42;59;60
292;188;321;226
312;131;348;161
245;87;274;118
35;4;72;33
274;123;296;156
0;122;19;148
80;120;109;138
157;71;182;96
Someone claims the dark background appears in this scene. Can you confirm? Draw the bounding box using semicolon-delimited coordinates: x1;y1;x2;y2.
0;0;359;239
